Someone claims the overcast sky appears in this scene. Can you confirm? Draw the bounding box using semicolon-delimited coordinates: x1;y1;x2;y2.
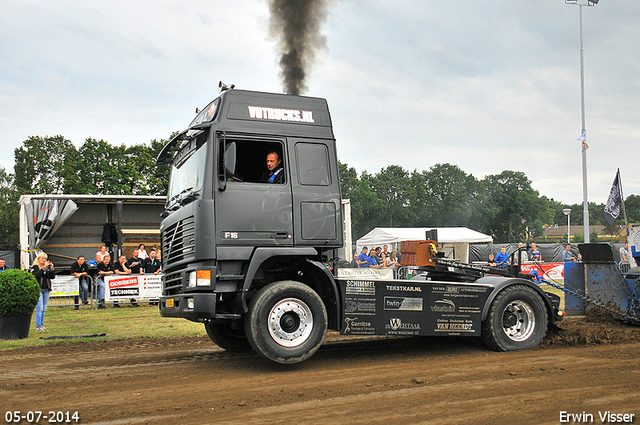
1;0;638;205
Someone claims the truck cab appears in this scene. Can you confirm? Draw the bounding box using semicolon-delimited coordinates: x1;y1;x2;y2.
157;88;344;358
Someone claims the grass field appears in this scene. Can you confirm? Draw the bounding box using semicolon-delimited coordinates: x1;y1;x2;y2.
0;303;205;350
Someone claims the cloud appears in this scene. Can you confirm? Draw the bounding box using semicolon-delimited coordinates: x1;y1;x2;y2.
0;0;638;205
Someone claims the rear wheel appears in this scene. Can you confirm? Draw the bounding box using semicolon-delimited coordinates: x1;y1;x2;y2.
245;280;327;364
482;284;548;351
204;320;252;352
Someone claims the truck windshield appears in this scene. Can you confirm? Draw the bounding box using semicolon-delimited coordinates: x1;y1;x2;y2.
166;143;206;210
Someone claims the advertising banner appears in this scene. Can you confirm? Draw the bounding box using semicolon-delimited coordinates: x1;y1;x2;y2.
104;274;163;301
51;275;79;297
337;268;394;280
339;279;491;337
520;262;565;282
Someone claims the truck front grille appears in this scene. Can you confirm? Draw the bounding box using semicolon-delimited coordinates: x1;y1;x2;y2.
163;267;185;295
162;216;196;266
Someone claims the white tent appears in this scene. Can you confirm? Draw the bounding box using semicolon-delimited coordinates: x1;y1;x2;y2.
356;227;493;263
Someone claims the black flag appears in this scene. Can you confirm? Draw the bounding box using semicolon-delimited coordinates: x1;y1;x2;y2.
603;170;621;226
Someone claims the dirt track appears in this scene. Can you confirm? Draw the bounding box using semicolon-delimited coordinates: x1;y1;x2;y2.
2;315;640;425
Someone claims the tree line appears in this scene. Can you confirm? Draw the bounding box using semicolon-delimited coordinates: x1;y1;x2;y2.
339;162;640;241
0;135;637;248
0;135;172;249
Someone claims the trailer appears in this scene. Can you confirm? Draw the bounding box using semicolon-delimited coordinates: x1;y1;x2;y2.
19;194;166;270
156;86;563;364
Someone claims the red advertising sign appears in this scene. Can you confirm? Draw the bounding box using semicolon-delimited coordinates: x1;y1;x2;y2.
520;262;565;281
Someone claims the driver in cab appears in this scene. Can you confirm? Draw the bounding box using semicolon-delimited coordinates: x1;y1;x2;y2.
259;151;284;184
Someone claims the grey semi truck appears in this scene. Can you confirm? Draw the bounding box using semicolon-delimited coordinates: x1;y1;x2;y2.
157;86;563;364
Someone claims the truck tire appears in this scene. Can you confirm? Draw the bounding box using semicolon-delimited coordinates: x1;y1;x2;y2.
482;284;548;351
204;320;252;352
245;281;327;364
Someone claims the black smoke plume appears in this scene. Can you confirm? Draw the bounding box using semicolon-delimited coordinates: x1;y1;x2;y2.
268;0;329;95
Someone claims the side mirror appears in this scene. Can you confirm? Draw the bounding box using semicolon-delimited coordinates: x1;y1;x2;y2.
224;142;237;176
219;142;236;191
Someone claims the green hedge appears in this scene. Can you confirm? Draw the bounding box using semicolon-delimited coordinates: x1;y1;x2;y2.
0;270;40;315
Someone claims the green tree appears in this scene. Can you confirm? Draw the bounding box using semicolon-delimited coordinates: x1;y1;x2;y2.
482;170;550;243
146;138;171;196
14;135;79;194
624;194;640;223
0;167;19;247
416;163;481;227
75;138;170;196
338;161;368;240
369;165;415;227
351;171;386;240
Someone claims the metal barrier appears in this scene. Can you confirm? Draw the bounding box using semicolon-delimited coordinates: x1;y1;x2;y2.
395;266;419;280
46;274;158;310
620;261;631;274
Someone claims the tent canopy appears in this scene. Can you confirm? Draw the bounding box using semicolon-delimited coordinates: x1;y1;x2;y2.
357;227;492;248
356;227;493;263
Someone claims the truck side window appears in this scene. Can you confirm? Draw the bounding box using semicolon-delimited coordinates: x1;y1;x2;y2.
219;138;285;184
296;142;330;186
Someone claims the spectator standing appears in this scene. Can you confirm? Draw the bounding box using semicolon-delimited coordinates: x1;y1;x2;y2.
350;252;359;268
619;242;631;263
374;247;383;265
529;242;542;262
0;258;10;271
368;250;382;268
96;245;108;262
126;250;142;306
562;244;576;263
142;249;162;275
113;255;132;308
127;249;144;275
357;247;370;268
515;242;529;265
138;244;148;261
70;255;89;309
96;254;115;308
387;251;399;268
488;254;497;267
153;245;162;262
380;252;389;267
494;246;510;268
115;255;131;275
30;252;55;332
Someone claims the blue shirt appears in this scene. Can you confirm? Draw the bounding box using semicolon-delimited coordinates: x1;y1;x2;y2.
358;253;369;268
367;256;379;267
494;251;509;268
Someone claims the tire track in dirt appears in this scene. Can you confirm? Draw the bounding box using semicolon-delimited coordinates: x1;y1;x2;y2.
2;319;640;425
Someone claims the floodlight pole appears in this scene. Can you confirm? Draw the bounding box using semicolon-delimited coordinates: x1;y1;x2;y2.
566;0;597;243
563;209;572;243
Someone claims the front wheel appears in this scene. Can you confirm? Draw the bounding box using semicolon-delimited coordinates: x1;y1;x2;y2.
204;320;252;352
245;281;327;364
482;284;548;351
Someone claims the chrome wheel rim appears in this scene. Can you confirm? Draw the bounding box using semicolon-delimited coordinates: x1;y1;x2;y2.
268;298;313;347
502;300;535;342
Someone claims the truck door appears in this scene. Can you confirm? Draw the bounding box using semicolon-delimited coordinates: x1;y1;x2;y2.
289;139;342;247
215;135;293;247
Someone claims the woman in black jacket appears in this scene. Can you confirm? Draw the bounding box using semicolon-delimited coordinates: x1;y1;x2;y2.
30;252;55;332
